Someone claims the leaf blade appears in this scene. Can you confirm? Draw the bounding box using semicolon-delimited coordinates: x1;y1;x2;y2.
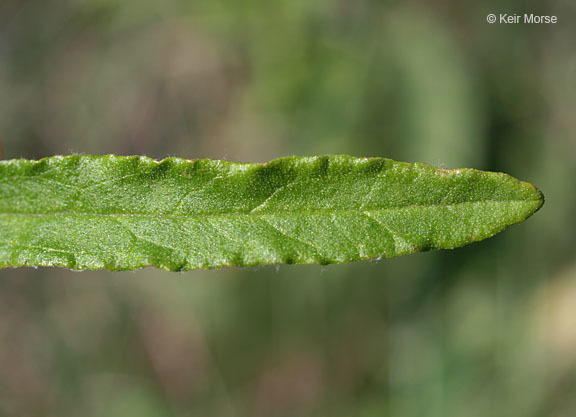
0;155;543;271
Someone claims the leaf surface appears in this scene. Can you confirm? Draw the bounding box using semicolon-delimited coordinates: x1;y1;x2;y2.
0;155;543;271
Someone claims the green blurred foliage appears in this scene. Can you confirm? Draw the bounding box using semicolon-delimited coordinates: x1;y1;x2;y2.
0;0;575;416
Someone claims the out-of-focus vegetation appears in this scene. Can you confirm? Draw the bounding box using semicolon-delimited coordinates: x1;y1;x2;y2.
0;0;574;416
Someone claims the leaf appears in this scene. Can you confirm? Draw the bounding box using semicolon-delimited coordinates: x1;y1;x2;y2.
0;155;543;271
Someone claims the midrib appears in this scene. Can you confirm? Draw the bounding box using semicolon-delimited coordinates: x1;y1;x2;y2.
0;199;536;219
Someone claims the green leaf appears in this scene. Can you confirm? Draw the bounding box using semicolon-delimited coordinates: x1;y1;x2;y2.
0;155;543;271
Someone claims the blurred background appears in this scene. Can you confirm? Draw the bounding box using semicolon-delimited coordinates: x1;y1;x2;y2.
0;0;575;416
